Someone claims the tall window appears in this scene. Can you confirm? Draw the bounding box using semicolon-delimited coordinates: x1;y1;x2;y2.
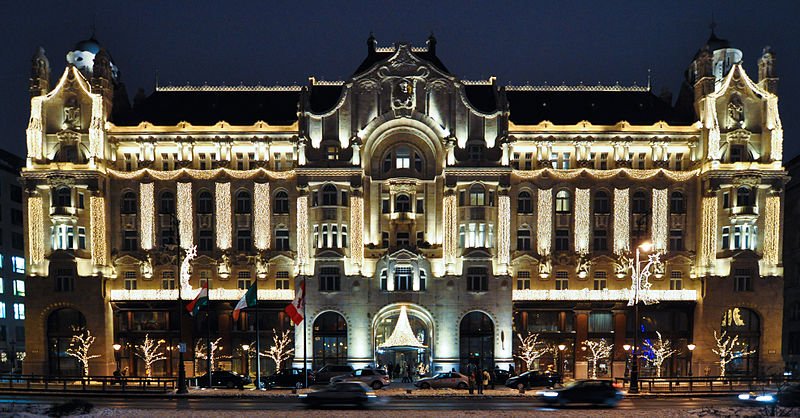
517;191;532;213
121;191;137;214
55;269;74;292
734;269;753;292
736;187;752;207
517;227;532;250
469;184;486;206
198;230;213;251
593;191;610;214
53;187;71;207
555;271;569;290
124;271;137;290
395;194;411;212
123;230;138;251
593;229;608;251
670;191;685;214
632;191;647;214
394;266;412;291
237;229;252;251
161;271;175;290
159;191;175;214
275;271;290;289
555;190;571;213
466;267;488;292
319;267;341;292
555;229;570;251
669;229;684;251
275;227;290;250
670;271;683;290
722;226;730;249
395;146;411;169
516;271;531;290
321;185;338;206
274;191;290;214
236;191;252;214
312;312;347;369
197;190;213;214
237;271;252;289
593;271;607;290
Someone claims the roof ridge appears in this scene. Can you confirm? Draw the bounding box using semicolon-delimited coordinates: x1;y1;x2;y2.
156;85;302;92
506;83;649;92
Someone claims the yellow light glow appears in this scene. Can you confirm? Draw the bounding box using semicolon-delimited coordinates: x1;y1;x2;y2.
443;194;458;261
216;182;232;249
177;182;193;249
639;241;654;253
763;194;781;266
297;195;309;273
89;92;104;159
537;189;552;255
651;189;668;251
110;288;294;301
27;195;44;264
512;289;697;301
350;195;364;267
497;195;511;270
700;195;718;270
254;182;271;250
574;189;590;253
514;168;699;182
140;183;154;250
26;97;43;160
107;167;295;181
90;195;107;265
613;189;630;254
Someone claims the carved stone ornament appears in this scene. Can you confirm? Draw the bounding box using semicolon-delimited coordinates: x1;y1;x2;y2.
218;253;231;278
63;105;81;130
356;79;380;93
256;253;269;278
576;252;591;277
726;129;751;143
56;130;80;144
538;253;552;277
140;254;154;279
46;175;75;188
733;175;761;187
388;180;417;194
726;94;745;129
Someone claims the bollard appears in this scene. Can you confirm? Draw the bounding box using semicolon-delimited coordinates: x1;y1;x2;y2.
292;388;297;394
406;389;412;394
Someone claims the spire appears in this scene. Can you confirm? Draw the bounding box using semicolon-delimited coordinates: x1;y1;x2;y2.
426;31;437;54
30;46;50;97
367;32;377;55
378;306;425;350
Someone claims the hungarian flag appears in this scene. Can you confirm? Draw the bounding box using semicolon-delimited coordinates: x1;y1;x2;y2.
232;282;257;321
186;283;209;317
284;280;305;325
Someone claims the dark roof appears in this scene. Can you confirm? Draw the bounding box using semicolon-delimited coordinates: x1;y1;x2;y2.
308;85;345;114
0;148;24;175
353;48;449;76
506;89;694;126
122;89;300;126
464;85;498;113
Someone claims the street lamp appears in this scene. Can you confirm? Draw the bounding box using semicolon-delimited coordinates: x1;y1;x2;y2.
557;344;566;382
623;344;631;378
242;344;251;379
628;241;661;395
113;344;122;373
687;344;696;377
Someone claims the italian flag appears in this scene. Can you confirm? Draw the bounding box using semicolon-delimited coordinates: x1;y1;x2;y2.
284;280;305;325
233;282;257;321
186;283;209;317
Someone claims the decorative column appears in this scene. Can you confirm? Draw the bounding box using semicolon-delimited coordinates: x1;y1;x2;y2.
90;194;108;267
612;310;628;378
349;192;364;273
27;192;45;268
177;182;193;249
497;193;511;275
651;188;668;251
536;189;552;255
763;191;781;268
613;189;630;254
443;191;458;274
140;182;154;250
699;192;718;275
215;182;232;250
574;189;590;254
254;182;271;250
296;193;310;275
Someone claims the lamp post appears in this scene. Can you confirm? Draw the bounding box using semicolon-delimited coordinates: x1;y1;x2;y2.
628;241;660;395
557;344;566;383
242;344;250;379
581;346;588;378
687;344;696;377
113;344;122;373
623;344;631;379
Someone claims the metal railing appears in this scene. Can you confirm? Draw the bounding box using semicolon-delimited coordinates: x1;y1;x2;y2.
0;374;176;393
613;376;798;393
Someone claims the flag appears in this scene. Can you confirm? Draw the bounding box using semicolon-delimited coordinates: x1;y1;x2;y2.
233;282;257;321
284;280;305;325
186;283;209;317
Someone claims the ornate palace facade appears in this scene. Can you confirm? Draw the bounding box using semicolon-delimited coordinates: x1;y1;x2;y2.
22;33;786;378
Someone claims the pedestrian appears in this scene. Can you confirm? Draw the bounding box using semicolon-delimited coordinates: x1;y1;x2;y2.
489;367;496;390
466;363;475;394
394;363;401;380
476;368;484;394
406;364;413;382
388;362;393;380
483;369;491;390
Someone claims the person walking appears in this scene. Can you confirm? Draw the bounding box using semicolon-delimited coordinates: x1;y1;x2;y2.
483;369;491;391
388;362;394;380
394;363;401;380
466;363;476;394
406;364;413;383
476;367;485;394
489;367;496;390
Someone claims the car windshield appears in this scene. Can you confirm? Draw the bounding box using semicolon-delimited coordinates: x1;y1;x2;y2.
564;380;582;389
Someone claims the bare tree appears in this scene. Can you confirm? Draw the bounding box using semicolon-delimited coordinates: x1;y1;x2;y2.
585;339;613;380
712;330;756;378
65;326;100;377
260;329;294;371
135;334;167;378
642;331;677;377
195;337;231;374
515;333;550;371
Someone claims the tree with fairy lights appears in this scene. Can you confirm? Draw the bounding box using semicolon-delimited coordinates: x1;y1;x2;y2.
642;331;677;377
584;339;613;380
65;326;100;377
135;334;167;378
515;332;550;371
713;330;756;378
260;329;294;371
195;337;231;374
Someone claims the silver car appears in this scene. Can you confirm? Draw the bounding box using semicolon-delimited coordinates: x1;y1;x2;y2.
414;372;469;389
331;368;391;389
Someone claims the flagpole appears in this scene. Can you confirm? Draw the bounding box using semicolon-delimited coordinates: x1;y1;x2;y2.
255;282;261;390
303;278;307;389
206;280;212;389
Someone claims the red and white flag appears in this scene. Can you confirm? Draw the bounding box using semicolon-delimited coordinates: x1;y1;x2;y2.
284;280;305;325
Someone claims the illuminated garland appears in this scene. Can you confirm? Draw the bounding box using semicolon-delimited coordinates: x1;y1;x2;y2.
26;96;44;159
763;194;781;266
254;182;271;250
443;195;458;261
140;183;154;250
89;93;104;159
296;195;309;273
90;196;107;265
767;97;783;161
700;195;718;269
350;195;364;267
514;168;699;182
613;189;630;254
27;195;44;264
651;189;668;251
215;183;232;249
703;97;721;161
512;289;697;302
110;288;294;301
177;182;193;249
497;195;511;270
537;189;552;255
574;189;590;253
106;167;296;181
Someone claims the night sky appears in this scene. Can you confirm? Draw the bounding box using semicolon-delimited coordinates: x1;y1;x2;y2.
3;1;798;160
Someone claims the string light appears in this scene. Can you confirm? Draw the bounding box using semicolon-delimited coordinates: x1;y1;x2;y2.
110;288;294;301
107;167;296;181
537;189;552;255
216;182;232;249
497;195;511;270
378;306;426;349
613;189;629;254
513;288;697;302
89;92;104;159
90;196;107;266
140;183;154;250
297;195;309;273
254;182;271;250
514;168;699;182
574;189;590;253
177;182;193;249
26;97;44;160
763;194;781;266
443;194;458;261
350;195;364;267
27;195;44;265
652;188;668;251
700;195;718;271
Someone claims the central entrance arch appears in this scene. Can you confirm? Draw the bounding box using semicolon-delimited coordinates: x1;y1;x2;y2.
372;303;435;377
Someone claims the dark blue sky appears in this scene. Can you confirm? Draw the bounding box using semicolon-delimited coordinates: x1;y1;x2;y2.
3;1;798;160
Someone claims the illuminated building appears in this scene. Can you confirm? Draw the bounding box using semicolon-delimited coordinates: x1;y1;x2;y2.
22;32;786;378
0;150;26;373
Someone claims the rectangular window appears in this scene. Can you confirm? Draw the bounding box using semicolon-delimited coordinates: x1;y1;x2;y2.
13;303;24;320
555;271;569;290
516;271;531;290
637;153;646;169
669;229;683;251
382;198;390;214
12;279;24;296
124;271;137;290
555;229;570;251
10;209;22;226
78;192;85;209
675;153;684;171
416;231;424;247
593;229;608;251
10;185;21;203
199;270;211;288
466;267;489;292
123;230;138;251
78;227;86;250
275;271;290;290
416;198;424;214
394;266;413;291
517;229;531;251
237;271;252;290
599;152;608;170
734;269;753;292
721;226;730;250
593;271;607;290
319;267;341;292
276;229;290;250
237;230;252;251
381;231;389;248
55;269;74;292
326;146;339;161
396;232;410;247
161;271;176;290
199;229;213;251
588;312;613;333
669;271;683;290
11;256;24;274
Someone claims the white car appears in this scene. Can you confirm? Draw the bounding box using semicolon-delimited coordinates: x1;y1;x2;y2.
331;368;391;389
414;372;469;389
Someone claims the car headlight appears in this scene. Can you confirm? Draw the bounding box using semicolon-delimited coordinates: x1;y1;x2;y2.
541;391;559;397
755;395;774;402
738;394;751;400
298;394;308;398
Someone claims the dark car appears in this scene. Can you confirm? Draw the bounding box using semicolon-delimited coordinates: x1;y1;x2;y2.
538;379;623;407
197;371;251;389
493;368;512;385
738;383;800;407
313;365;354;385
505;371;560;389
261;368;313;389
299;381;379;407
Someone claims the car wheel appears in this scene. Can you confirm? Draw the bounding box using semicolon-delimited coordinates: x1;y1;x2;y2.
604;399;618;408
295;382;303;389
420;382;431;389
372;381;383;390
226;381;234;389
457;382;468;389
517;383;525;391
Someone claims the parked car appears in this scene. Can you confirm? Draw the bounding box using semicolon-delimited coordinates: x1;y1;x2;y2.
313;365;354;385
505;371;560;389
414;372;469;389
538;379;623;407
261;368;313;389
331;368;390;389
493;368;512;385
197;371;251;389
299;381;379;407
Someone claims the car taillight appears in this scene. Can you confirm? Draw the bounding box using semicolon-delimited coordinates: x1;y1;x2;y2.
612;382;623;389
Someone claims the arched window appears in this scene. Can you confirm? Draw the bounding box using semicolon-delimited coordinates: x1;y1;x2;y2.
670;191;685;214
593;191;610;214
121;191;137;214
555;190;571;213
48;308;86;376
312;312;348;369
632;191;647;214
517;191;532;214
459;312;494;370
395;194;411;212
517;226;531;250
274;191;289;214
737;187;752;207
53;187;71;207
721;307;760;375
321;184;337;206
197;190;213;214
159;191;175;214
395;146;411;169
469;184;486;206
235;190;252;214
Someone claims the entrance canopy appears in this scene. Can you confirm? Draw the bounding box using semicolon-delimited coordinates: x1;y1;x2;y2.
378;306;426;351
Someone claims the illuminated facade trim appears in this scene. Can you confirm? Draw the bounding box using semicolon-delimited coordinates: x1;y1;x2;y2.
764;194;781;266
107;167;296;181
139;182;154;250
497;195;511;272
215;182;232;250
27;194;44;265
700;195;718;270
574;189;590;253
537;189;552;255
652;188;669;251
90;195;107;266
26;97;44;160
254;182;271;250
613;188;630;254
176;182;193;249
109;289;294;301
513;289;698;302
296;195;309;273
443;194;458;264
513;168;700;182
350;195;364;268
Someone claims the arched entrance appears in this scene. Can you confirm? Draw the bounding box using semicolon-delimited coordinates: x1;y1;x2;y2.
312;312;348;369
373;304;434;377
47;308;86;376
460;311;494;370
721;307;760;375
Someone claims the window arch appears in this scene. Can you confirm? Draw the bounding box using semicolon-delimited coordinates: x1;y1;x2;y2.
235;190;252;214
670;191;685;214
321;184;338;206
395;194;411;212
469;184;486;206
53;187;71;207
121;191;137;214
460;312;494;369
274;190;289;214
632;190;648;214
593;191;610;214
312;312;348;369
555;190;571;213
736;187;752;207
159;191;175;214
517;191;532;214
48;308;86;376
197;190;213;214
